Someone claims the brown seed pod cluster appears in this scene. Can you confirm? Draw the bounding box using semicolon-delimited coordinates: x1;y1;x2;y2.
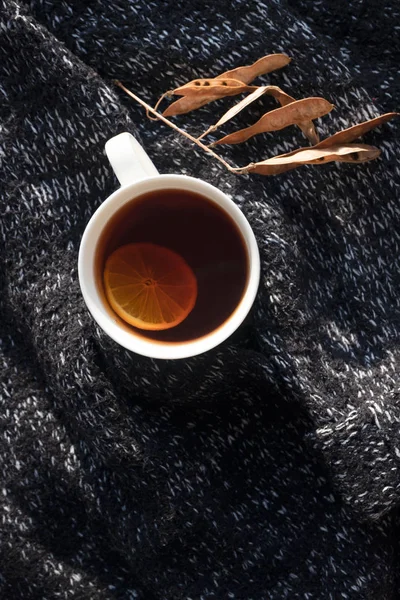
115;54;398;176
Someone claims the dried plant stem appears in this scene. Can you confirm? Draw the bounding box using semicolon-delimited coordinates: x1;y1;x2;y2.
146;91;171;121
197;125;215;141
114;80;239;174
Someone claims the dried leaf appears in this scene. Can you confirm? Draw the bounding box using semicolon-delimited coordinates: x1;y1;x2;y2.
212;97;334;146
316;112;399;148
172;78;257;97
217;54;291;84
163;96;214;117
243;144;380;176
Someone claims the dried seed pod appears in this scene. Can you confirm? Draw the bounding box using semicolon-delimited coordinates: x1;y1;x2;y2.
264;86;319;144
217;54;291;84
337;147;381;162
316;113;399;148
240;144;380;176
198;85;319;143
172;78;257;97
163;79;258;117
297;121;319;145
160;54;289;118
212;97;334;146
115;79;394;178
163;96;214;117
197;86;270;138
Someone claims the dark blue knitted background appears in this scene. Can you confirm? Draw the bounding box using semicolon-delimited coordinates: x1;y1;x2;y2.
1;1;399;598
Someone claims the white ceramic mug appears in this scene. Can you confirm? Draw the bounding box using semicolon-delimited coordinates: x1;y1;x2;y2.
78;132;260;359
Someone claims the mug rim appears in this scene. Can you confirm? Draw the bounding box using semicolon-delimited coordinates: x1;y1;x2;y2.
78;174;260;359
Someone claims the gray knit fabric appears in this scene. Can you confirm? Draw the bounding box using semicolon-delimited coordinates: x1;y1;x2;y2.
1;0;400;598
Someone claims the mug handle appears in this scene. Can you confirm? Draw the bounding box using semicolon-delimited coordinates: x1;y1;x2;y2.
105;132;159;187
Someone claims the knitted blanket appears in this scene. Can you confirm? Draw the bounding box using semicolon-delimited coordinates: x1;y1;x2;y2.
1;1;399;597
